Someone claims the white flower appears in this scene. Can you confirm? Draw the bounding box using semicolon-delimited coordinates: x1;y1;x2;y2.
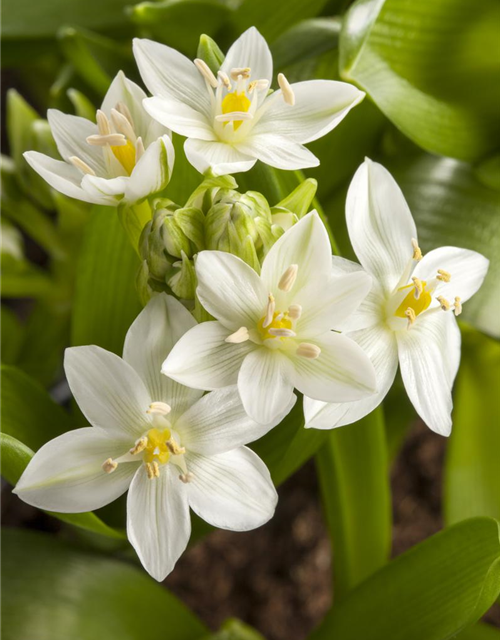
162;212;378;425
14;294;280;582
305;159;489;436
133;27;365;176
24;71;175;206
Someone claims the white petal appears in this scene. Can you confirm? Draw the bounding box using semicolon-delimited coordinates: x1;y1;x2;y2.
185;447;277;531
196;250;267;330
101;70;152;141
133;38;211;116
64;346;152;438
127;464;190;581
47;109;105;175
162;321;255;390
291;330;378;403
125;135;174;203
255;80;364;143
177;385;295;454
143;96;215;141
238;348;296;425
221;27;273;86
14;428;137;512
397;310;461;436
23;152;108;205
304;323;398;429
413;246;489;305
81;174;128;202
123;294;202;420
237;133;319;170
346;158;418;294
184;138;256;176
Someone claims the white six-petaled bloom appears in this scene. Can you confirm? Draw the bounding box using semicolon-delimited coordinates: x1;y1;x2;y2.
14;294;280;582
304;159;489;436
133;27;365;176
162;212;378;425
24;71;174;206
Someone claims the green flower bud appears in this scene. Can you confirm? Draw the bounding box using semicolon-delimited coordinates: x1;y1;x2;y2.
271;178;318;219
168;251;197;300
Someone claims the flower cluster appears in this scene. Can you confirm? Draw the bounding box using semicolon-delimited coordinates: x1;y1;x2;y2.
15;27;488;582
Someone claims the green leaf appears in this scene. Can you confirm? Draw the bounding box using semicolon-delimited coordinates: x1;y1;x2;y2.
0;306;24;366
1;265;54;299
444;327;500;525
1;528;207;640
67;88;97;120
340;0;500;161
270;17;341;69
71;205;141;355
204;618;265;640
311;517;500;640
166;133;207;205
456;624;500;640
315;407;391;599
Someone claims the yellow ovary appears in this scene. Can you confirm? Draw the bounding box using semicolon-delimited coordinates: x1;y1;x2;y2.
258;311;293;341
111;139;136;175
143;427;171;465
221;92;251;130
395;282;432;319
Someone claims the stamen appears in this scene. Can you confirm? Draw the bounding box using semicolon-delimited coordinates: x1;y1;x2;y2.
412;238;423;261
86;133;127;147
405;307;416;327
115;102;134;128
437;269;451;282
263;294;275;328
152;461;160;478
296;343;321;359
230;67;251;80
166;439;186;456
287;304;302;320
268;328;296;338
278;73;295;106
225;327;249;343
217;71;232;90
454;296;462;316
278;264;298;292
179;472;194;483
147;402;171;416
275;313;284;321
194;58;218;88
96;110;111;136
110;108;136;142
135;137;145;163
146;462;154;479
437;295;451;311
248;79;269;94
69;156;96;176
102;458;118;474
412;277;424;300
130;436;148;455
215;112;253;122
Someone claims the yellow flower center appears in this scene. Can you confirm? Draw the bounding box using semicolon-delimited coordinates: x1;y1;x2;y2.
258;311;293;341
143;427;172;465
221;92;251;130
111;139;136;175
395;282;432;319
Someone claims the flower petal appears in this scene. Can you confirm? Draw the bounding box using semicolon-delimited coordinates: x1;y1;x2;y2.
238;348;296;425
123;294;202;420
291;330;378;403
413;246;489;305
304;323;398;429
143;96;215;141
185;447;277;530
64;346;152;438
196;250;267;330
184;138;256;176
13;428;137;512
397;310;461;436
255;80;364;143
127;464;190;581
237;133;319;171
176;385;295;455
125;135;174;203
220;27;273;86
133;38;211;116
162;321;255;390
81;174;128;202
346;158;418;294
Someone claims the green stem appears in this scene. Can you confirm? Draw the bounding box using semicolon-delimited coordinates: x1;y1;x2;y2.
118;200;152;255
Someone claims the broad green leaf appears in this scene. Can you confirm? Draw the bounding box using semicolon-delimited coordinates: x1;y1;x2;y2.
1;528;207;640
1;265;53;299
311;517;500;640
444;327;500;525
0;306;24;365
165;134;204;205
67;88;97;120
315;407;391;599
71;205;141;354
339;0;500;161
457;624;500;640
270;17;341;69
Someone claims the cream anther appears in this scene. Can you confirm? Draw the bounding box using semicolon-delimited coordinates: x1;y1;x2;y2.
96;110;111;135
225;327;250;343
194;58;218;88
278;264;298;292
411;238;423;261
278;73;295;106
130;436;148;455
179;472;194;483
102;458;118;474
147;402;172;416
437;295;451;311
437;269;451;283
263;294;275;328
248;79;269;94
454;297;462;316
405;307;416;327
230;67;251;80
146;461;160;479
166;438;186;456
217;71;232;90
215;112;253;122
268;328;296;338
287;304;302;320
86;133;127;147
135;137;145;163
296;343;321;359
110;108;136;142
115;102;134;127
69;156;96;176
412;277;424;300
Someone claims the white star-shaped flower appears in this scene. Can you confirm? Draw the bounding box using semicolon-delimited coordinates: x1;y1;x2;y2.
14;294;280;581
305;159;489;436
162;212;378;425
24;71;174;206
133;27;365;176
